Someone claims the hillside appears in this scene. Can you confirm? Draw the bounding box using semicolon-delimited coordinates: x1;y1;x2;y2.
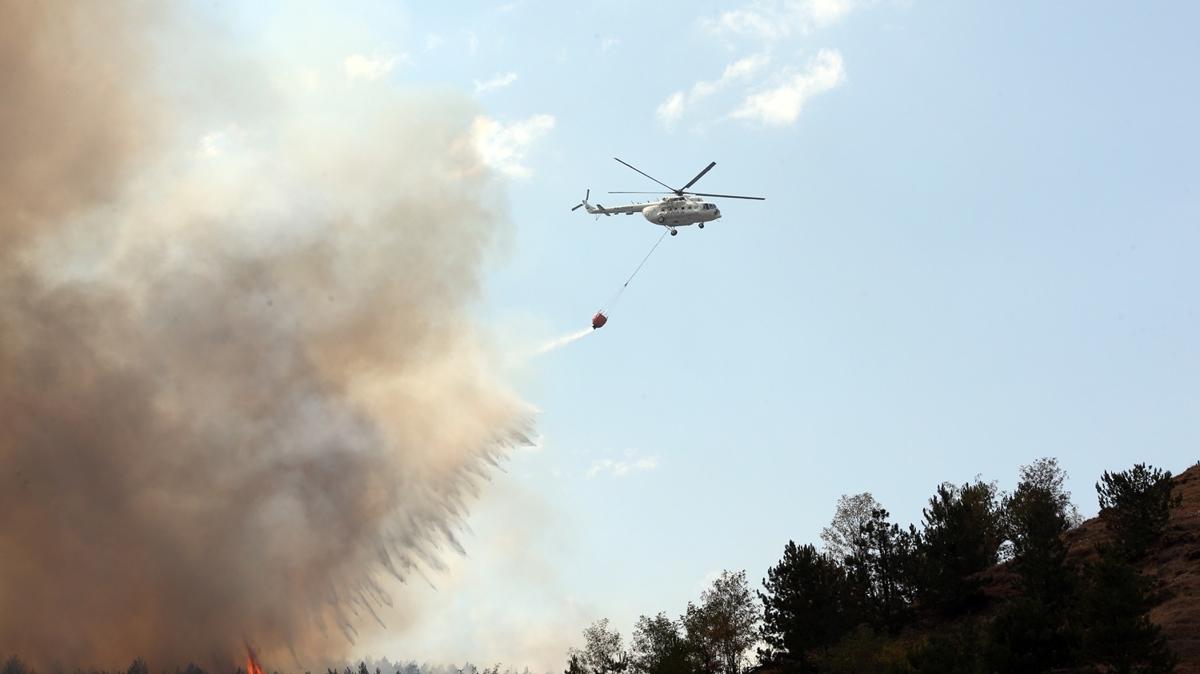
975;463;1200;672
1124;464;1199;671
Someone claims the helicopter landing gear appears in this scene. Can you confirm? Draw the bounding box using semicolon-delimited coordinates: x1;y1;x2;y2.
669;228;678;236
698;223;704;229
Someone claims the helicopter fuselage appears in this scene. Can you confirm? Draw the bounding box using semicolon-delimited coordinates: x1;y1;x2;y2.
642;196;721;228
581;195;721;233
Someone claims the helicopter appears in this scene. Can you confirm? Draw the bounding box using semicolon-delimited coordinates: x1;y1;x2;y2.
571;157;764;235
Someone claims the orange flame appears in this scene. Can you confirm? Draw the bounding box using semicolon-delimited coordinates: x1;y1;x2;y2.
246;645;266;674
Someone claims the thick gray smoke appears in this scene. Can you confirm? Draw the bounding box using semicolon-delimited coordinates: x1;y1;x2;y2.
0;4;530;670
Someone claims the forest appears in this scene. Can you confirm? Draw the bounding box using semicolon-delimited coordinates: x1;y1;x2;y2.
559;459;1188;674
2;459;1192;674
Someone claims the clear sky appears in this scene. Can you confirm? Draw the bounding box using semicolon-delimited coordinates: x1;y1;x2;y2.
220;1;1199;671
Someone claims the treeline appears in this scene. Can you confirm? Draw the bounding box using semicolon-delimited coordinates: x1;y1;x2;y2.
564;459;1185;674
2;460;1186;674
0;657;530;674
337;660;534;674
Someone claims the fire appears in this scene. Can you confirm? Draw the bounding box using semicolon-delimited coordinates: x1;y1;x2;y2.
246;645;266;674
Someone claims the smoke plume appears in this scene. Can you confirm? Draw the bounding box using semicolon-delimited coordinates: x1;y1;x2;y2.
0;3;530;670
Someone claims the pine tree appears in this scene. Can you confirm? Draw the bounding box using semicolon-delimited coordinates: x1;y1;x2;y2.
1002;458;1075;605
915;480;1003;615
1076;548;1176;673
844;508;917;631
989;458;1081;672
758;542;855;672
906;621;986;674
986;597;1075;674
1096;463;1181;560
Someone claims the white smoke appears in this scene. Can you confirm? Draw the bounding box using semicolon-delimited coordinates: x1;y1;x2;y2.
0;3;532;670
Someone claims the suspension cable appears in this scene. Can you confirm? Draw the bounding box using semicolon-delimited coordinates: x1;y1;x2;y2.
600;229;670;312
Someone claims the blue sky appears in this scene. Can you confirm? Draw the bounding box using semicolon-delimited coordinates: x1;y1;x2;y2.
222;1;1198;670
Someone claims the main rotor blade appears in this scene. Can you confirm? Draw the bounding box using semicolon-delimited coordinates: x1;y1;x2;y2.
613;157;677;193
687;192;766;200
680;162;717;191
607;191;670;194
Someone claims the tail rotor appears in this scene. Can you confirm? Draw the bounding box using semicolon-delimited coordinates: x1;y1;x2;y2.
570;189;590;212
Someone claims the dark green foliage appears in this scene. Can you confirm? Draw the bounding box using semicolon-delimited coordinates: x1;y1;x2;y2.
905;621;986;674
809;626;912;674
985;598;1076;674
985;459;1082;672
1002;459;1075;604
844;508;917;632
1076;549;1177;673
915;480;1003;615
1097;464;1182;560
630;613;693;674
757;542;855;671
